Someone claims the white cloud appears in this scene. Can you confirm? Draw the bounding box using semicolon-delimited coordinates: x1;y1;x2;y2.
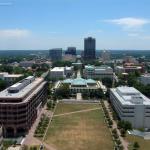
0;2;13;6
0;29;31;38
128;33;139;37
105;17;150;29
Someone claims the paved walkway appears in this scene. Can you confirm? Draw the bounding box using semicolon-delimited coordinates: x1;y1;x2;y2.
77;70;81;78
23;106;55;150
53;107;100;117
104;101;129;150
76;93;82;100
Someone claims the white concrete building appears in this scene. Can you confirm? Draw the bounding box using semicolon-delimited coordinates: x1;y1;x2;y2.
19;61;35;68
50;66;73;79
84;65;113;79
54;77;101;94
0;72;23;85
110;86;150;129
115;66;125;74
139;74;150;85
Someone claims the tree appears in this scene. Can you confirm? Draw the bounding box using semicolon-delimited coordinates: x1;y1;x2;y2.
102;78;113;88
0;79;7;91
133;141;140;149
55;83;70;99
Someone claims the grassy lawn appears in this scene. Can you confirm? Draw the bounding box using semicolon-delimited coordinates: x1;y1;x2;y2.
126;134;150;150
54;102;99;115
45;103;113;150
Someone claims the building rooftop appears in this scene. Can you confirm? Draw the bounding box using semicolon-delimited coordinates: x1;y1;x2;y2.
51;67;64;72
0;77;43;99
63;78;96;86
111;86;150;105
141;74;150;77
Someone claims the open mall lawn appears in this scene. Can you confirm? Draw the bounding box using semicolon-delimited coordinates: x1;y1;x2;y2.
126;134;150;150
45;103;114;150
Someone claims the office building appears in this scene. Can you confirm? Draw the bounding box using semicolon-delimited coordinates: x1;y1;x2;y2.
115;66;125;74
0;76;47;137
139;74;150;85
65;47;76;55
0;126;2;150
84;65;113;79
84;37;96;60
50;66;73;79
49;48;62;61
101;50;111;62
110;86;150;128
0;72;23;85
19;61;35;68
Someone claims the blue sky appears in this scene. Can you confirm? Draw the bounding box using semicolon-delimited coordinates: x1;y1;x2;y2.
0;0;150;50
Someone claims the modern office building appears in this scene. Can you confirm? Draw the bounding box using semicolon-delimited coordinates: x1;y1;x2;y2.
101;50;111;62
115;66;125;74
50;66;73;79
19;61;35;68
84;37;96;60
54;77;101;94
110;86;150;128
65;47;76;55
139;74;150;85
49;48;62;61
84;65;113;79
0;76;47;137
0;72;23;85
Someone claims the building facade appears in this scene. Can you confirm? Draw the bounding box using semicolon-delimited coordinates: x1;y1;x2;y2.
84;37;96;60
54;77;101;94
0;76;47;137
65;47;76;55
0;72;23;85
50;67;73;79
101;50;111;62
84;65;113;79
139;74;150;85
110;86;150;129
49;48;62;61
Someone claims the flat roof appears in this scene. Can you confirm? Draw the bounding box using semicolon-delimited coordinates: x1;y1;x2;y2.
5;74;23;78
111;86;150;105
0;78;43;99
51;67;64;72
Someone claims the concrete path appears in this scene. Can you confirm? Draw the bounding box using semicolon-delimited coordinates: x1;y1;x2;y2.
23;106;56;150
76;93;82;100
104;101;129;150
53;107;101;117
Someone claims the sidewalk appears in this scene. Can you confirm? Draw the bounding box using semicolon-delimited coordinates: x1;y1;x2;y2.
104;100;129;150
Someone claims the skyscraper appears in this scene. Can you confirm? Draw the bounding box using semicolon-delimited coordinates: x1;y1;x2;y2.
49;48;62;61
101;50;111;62
65;47;76;55
84;37;96;60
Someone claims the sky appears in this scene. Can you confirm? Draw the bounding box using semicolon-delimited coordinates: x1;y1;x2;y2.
0;0;150;50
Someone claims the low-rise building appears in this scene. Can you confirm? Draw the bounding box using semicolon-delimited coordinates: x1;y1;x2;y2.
110;86;150;129
0;72;23;85
115;66;125;74
139;74;150;85
55;77;101;94
50;67;73;79
19;61;35;68
84;65;113;79
0;76;47;137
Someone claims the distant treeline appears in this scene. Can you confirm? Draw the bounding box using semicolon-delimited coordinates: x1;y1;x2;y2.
0;50;150;59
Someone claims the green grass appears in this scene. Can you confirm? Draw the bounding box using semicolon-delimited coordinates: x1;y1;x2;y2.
45;103;113;150
126;134;150;150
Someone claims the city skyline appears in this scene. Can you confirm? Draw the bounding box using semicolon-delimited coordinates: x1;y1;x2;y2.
0;0;150;50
